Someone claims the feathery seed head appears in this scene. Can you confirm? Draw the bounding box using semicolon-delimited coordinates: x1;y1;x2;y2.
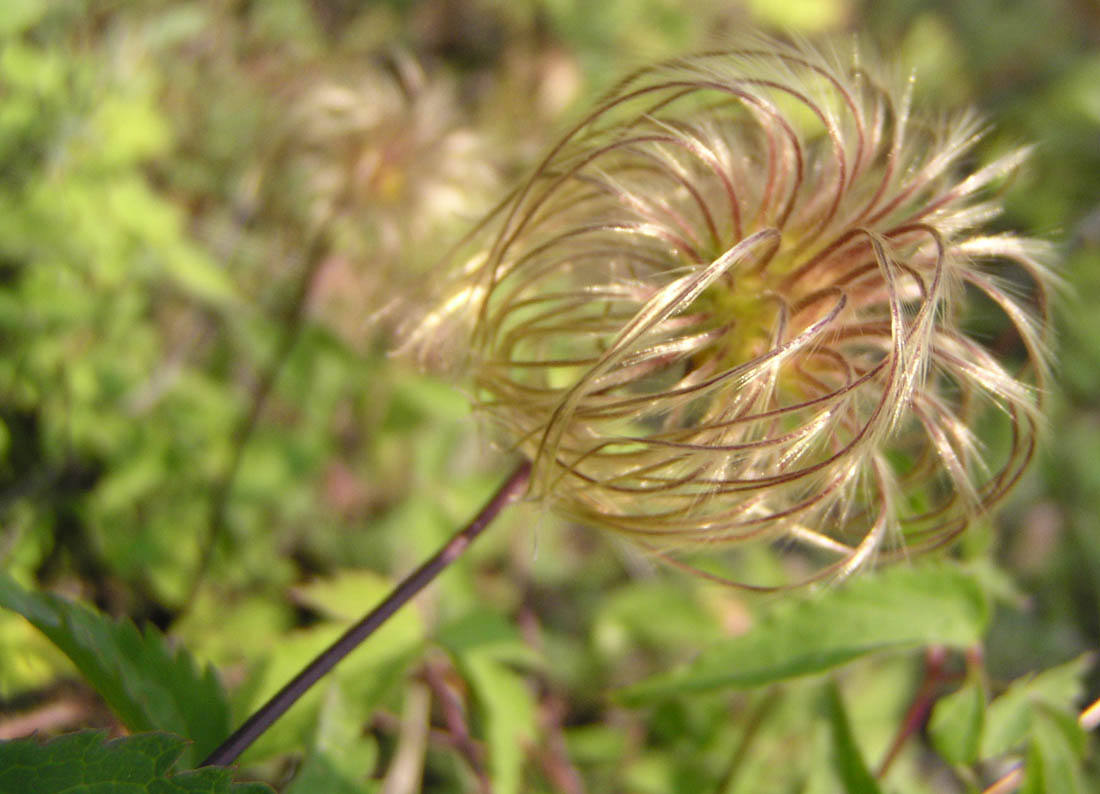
281;55;494;249
412;38;1054;586
260;55;497;345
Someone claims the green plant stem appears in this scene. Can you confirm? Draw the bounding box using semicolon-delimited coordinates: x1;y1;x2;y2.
201;459;532;768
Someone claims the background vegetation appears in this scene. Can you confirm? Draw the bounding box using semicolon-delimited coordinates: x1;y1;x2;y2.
1;1;1099;792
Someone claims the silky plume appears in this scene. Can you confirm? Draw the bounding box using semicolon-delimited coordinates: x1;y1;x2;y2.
408;37;1055;588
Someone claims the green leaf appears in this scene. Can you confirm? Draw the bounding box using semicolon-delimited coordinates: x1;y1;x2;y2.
293;570;407;623
0;574;230;767
621;564;989;701
284;685;378;794
746;0;848;32
1020;710;1089;794
0;0;46;36
823;682;884;794
593;580;720;656
0;732;273;794
435;609;541;668
163;247;239;307
460;655;537;794
929;672;986;764
564;724;629;764
436;610;542;794
0;610;71;697
981;654;1094;758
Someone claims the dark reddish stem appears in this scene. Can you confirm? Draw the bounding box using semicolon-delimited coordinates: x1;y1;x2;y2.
423;661;492;793
876;645;950;778
201;460;532;768
535;695;587;794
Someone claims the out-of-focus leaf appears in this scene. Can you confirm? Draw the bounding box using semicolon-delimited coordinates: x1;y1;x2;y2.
898;13;970;101
624;752;676;794
823;681;884;794
142;5;211;49
435;609;540;668
0;610;71;697
1019;710;1089;794
621;564;989;701
163;247;240;306
293;569;409;623
0;0;46;36
1055;55;1100;125
284;685;378;794
929;671;986;764
564;724;628;764
284;755;370;794
91;97;172;165
593;580;720;656
460;655;537;794
0;732;273;794
981;654;1094;758
385;373;472;428
439;607;541;794
746;0;849;32
0;574;229;767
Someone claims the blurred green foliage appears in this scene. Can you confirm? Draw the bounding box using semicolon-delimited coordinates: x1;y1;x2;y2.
1;1;1099;792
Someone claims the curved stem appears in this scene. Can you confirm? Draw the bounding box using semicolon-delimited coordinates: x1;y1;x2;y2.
201;459;532;767
876;645;950;778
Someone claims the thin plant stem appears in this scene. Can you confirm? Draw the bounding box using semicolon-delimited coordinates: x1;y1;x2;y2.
534;695;586;794
423;660;492;793
187;234;330;609
876;646;951;778
201;459;532;768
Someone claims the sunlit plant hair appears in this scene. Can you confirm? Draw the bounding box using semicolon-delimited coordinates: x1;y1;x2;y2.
203;35;1060;769
252;53;497;343
275;53;494;253
410;36;1054;587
